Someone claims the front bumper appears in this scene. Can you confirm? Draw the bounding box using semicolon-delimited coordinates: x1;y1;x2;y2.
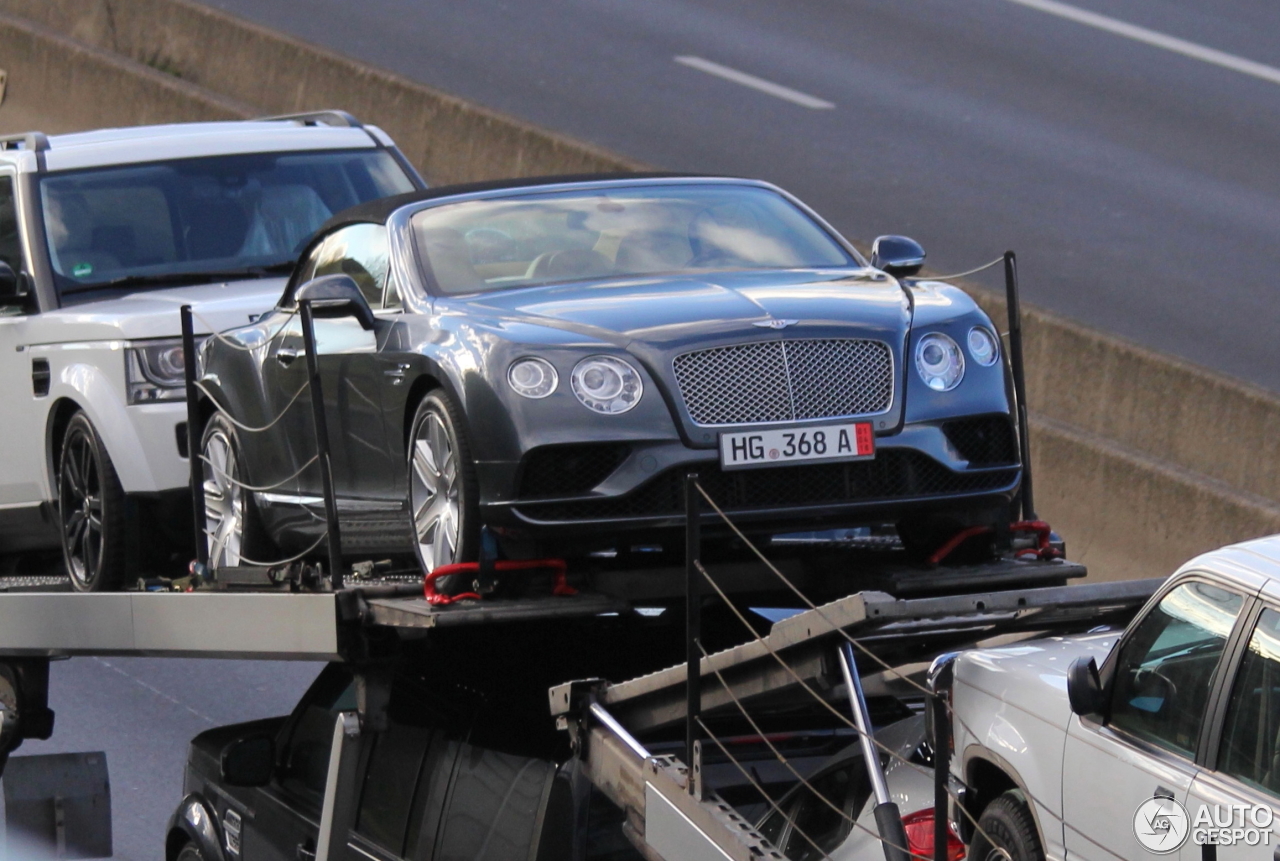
480;414;1020;537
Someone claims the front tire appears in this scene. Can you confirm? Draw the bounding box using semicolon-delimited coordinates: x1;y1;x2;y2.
58;412;126;592
407;391;478;574
200;413;270;568
969;791;1044;861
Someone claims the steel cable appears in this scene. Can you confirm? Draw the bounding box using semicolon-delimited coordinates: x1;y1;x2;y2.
921;256;1005;281
195;380;309;433
203;526;329;569
695;480;1111;860
199;453;319;493
189;308;297;353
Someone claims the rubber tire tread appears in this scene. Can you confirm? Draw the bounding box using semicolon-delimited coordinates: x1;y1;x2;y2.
408;389;480;574
59;412;126;592
971;791;1045;861
175;842;206;861
200;412;274;566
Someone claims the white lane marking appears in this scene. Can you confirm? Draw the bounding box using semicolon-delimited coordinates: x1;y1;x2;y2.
674;55;835;109
1001;0;1280;87
94;657;216;724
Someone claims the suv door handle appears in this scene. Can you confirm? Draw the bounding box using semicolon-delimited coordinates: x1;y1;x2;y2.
1154;785;1175;800
295;842;315;861
276;347;299;367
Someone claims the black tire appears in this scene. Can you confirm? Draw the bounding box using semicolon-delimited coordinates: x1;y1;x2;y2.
200;413;272;568
407;390;479;574
58;412;126;592
175;841;206;861
969;791;1044;861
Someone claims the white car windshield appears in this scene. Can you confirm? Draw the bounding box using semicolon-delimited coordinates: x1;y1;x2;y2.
41;149;415;295
410;184;857;295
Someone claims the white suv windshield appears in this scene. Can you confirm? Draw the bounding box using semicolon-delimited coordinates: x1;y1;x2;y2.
410;184;856;295
41;149;414;295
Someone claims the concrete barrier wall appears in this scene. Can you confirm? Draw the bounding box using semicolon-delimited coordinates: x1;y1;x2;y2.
4;0;1280;581
0;0;645;184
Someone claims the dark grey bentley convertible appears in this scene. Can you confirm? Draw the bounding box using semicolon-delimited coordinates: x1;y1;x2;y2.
195;175;1022;573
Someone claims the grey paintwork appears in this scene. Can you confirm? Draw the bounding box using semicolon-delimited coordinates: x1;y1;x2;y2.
199;177;1019;555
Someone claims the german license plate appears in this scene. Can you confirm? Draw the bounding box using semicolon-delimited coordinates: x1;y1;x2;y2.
719;422;875;471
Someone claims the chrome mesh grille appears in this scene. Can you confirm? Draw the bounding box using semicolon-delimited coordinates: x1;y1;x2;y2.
673;339;893;425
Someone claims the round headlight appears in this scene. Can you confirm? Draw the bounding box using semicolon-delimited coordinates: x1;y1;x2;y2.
915;333;964;392
507;358;558;399
571;356;642;414
967;326;999;367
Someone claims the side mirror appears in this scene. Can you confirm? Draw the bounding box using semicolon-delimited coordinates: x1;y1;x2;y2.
295;274;375;330
1067;656;1104;716
220;734;275;787
869;235;925;277
0;261;24;301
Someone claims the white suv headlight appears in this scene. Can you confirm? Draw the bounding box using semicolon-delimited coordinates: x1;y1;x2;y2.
126;339;191;404
571;356;642;414
915;333;964;392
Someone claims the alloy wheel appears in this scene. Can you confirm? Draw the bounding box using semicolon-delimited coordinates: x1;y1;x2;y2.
410;409;461;572
59;428;103;587
202;426;245;567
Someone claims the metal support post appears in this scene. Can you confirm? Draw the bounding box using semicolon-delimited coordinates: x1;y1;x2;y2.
314;711;361;861
299;300;344;588
180;306;207;568
839;642;910;861
684;472;700;796
931;694;950;861
1003;251;1036;521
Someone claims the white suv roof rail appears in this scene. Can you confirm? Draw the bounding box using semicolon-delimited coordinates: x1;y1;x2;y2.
0;132;51;152
255;110;364;128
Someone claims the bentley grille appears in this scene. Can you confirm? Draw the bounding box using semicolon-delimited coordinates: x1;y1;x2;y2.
672;338;893;425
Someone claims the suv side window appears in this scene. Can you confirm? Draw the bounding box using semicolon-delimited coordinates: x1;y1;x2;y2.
277;665;358;807
310;223;390;310
1109;580;1244;756
1217;607;1280;798
0;176;22;274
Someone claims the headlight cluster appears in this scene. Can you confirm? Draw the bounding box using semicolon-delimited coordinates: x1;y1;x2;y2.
126;339;193;404
507;354;643;414
914;326;999;392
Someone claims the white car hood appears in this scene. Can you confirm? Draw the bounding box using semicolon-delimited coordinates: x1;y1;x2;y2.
30;279;286;344
955;631;1120;731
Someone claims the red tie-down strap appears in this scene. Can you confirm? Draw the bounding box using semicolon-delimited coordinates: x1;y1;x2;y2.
927;520;1063;566
423;558;576;606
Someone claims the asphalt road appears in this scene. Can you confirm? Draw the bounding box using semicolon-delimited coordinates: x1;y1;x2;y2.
6;658;322;861
193;0;1280;392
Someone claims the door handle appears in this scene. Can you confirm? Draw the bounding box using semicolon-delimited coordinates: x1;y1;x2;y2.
1154;785;1175;800
276;347;299;367
295;842;316;861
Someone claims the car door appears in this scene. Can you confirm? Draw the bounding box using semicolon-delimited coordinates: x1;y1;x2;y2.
0;171;45;513
1062;579;1249;860
1181;601;1280;860
237;665;359;861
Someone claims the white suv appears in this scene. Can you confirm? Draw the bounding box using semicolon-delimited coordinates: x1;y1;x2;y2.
942;534;1280;861
0;113;422;590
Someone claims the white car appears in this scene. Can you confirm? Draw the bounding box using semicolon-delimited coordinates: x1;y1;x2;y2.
941;534;1280;861
0;113;421;590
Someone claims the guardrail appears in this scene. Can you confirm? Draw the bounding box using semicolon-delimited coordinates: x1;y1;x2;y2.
3;0;1280;580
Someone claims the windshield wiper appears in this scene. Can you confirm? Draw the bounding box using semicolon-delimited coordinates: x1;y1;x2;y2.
61;261;296;295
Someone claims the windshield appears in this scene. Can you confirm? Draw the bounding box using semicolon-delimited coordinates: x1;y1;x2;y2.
409;184;856;295
40;149;415;294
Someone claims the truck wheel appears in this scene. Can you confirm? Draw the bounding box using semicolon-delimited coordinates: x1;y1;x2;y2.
58;412;126;592
201;413;271;568
407;391;478;574
970;791;1044;861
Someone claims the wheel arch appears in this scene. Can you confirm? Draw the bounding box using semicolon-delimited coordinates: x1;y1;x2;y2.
44;396;84;501
962;750;1049;851
165;793;226;861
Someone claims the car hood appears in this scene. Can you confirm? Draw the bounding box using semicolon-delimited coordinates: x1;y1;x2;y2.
31;279;286;343
955;631;1119;731
457;269;910;348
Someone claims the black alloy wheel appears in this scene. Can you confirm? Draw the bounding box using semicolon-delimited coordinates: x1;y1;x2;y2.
58;411;125;592
407;390;479;574
175;842;206;861
969;791;1045;861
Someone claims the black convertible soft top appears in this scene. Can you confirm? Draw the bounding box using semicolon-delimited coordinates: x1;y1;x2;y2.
318;172;703;234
